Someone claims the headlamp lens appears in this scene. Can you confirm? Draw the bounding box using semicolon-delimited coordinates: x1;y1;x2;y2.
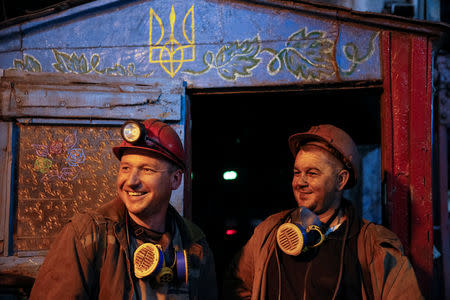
122;122;142;143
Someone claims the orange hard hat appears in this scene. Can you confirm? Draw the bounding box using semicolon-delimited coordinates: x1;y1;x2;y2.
113;119;185;170
288;124;360;188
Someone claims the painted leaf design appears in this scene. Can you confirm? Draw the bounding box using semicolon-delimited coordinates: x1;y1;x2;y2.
214;35;261;81
283;29;334;80
24;55;42;72
13;60;25;71
52;50;73;72
75;54;89;73
90;54;100;69
13;55;42;72
52;50;89;73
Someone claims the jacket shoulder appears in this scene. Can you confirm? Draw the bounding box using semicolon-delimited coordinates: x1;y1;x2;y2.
360;220;404;254
182;217;206;242
248;210;291;246
69;213;99;236
255;210;290;231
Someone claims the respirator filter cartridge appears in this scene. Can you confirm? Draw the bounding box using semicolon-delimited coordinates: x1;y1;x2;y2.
134;243;168;279
276;223;324;256
133;243;189;284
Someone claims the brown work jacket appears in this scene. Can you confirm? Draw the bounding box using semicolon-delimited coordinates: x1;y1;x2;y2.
30;198;218;300
224;206;423;300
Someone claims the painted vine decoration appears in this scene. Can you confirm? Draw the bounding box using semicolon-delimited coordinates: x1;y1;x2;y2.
339;32;379;75
184;35;262;81
10;28;378;81
185;28;336;81
51;50;154;77
263;28;334;80
11;50;154;77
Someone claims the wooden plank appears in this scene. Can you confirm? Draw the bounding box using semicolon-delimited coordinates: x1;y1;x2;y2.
380;31;393;228
0;70;182;121
381;31;434;297
389;32;411;253
184;94;192;220
409;35;433;298
0;256;44;278
0;122;13;256
0;69;161;86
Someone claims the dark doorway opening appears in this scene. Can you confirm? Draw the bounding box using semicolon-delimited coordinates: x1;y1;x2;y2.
189;87;381;297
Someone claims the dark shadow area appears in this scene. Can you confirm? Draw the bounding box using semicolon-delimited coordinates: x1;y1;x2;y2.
190;87;381;297
0;274;34;299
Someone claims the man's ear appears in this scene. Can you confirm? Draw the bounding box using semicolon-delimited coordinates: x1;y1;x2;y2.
170;169;183;190
336;169;349;191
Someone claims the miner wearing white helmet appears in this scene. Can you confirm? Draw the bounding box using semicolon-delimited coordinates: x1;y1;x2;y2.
31;119;218;300
225;124;422;300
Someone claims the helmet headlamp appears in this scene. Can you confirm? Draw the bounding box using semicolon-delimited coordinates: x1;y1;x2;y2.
114;118;186;170
121;121;145;144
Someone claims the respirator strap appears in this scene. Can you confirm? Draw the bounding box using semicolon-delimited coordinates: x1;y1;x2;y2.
320;205;341;233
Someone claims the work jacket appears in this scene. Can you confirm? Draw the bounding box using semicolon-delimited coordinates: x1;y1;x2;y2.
224;203;423;300
30;198;218;300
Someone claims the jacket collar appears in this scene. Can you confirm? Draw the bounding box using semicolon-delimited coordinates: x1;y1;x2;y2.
96;198;205;246
96;197;126;223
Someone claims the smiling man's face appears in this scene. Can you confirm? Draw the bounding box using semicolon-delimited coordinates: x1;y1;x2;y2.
116;149;181;225
291;145;344;215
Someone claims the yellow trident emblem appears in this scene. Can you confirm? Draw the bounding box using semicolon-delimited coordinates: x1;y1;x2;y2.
149;5;195;78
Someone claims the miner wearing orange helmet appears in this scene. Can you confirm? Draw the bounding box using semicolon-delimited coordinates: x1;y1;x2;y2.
225;124;422;300
31;119;218;300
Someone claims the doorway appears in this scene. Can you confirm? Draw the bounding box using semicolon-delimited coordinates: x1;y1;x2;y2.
189;87;381;296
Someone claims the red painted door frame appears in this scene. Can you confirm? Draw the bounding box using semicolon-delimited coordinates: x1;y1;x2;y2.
381;31;433;298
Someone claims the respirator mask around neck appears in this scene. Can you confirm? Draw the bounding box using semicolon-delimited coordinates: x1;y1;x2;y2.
133;243;189;285
276;206;340;256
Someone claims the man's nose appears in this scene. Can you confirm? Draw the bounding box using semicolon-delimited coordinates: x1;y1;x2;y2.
125;169;140;187
294;173;308;186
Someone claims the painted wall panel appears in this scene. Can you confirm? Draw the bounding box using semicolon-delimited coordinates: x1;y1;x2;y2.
0;26;21;52
12;122;184;251
0;0;381;86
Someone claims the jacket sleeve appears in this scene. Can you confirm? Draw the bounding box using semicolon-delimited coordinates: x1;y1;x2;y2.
223;242;254;300
223;212;285;300
224;224;268;300
359;222;424;300
181;216;219;300
30;214;101;299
